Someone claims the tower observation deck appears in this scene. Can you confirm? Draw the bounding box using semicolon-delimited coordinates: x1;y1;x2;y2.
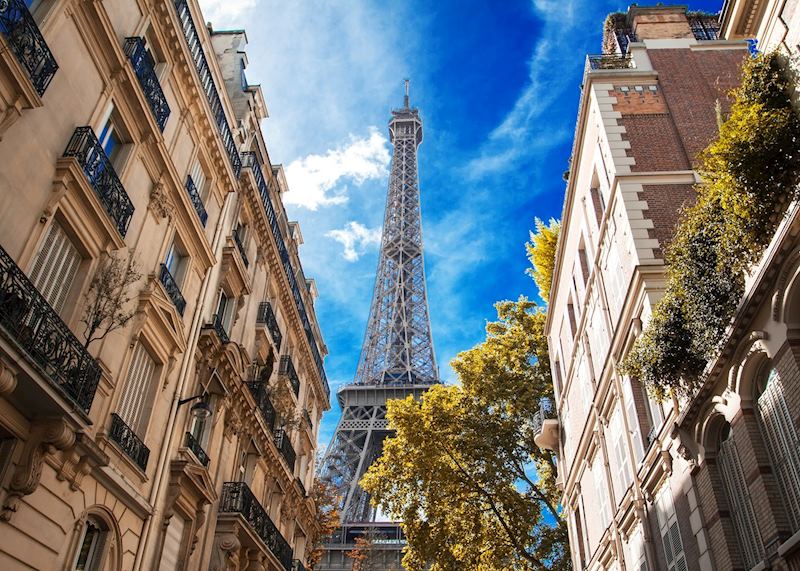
318;82;438;570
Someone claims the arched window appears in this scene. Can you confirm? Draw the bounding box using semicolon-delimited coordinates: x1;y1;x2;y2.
716;422;763;567
756;368;800;530
71;513;118;571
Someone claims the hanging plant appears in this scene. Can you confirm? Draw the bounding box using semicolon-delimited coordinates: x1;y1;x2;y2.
621;52;800;398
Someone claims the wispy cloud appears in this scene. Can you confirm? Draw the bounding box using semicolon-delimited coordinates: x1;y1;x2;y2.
326;222;382;262
283;130;390;210
199;0;256;27
465;0;582;178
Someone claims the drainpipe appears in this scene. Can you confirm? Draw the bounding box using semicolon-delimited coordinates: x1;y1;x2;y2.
133;190;237;571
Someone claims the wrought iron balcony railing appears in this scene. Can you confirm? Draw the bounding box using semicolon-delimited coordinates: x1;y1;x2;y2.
184;431;210;467
241;151;329;400
0;0;58;96
587;54;634;71
0;245;101;413
123;37;170;131
209;313;229;344
689;17;720;41
109;413;150;471
531;398;555;436
63;127;134;237
219;482;293;570
185;175;207;227
233;231;249;268
172;0;241;177
256;301;282;350
279;355;300;397
273;428;296;473
159;264;186;316
246;380;276;431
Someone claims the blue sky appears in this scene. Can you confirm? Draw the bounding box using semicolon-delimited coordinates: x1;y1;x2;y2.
199;0;723;449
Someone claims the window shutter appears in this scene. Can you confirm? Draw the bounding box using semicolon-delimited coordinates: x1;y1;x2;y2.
623;378;645;464
29;222;81;314
190;161;206;196
611;409;632;498
159;515;185;571
117;343;156;435
593;457;610;528
758;372;800;530
718;435;764;567
655;486;686;571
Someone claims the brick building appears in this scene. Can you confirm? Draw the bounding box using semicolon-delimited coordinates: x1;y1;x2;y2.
537;4;800;570
0;1;329;569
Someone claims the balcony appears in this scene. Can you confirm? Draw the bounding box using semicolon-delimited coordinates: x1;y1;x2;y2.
63;127;134;237
219;481;293;570
273;428;296;473
123;37;170;132
185;175;208;227
0;0;58;97
246;380;276;430
184;431;210;467
0;245;101;413
109;413;150;471
172;0;241;178
587;54;634;71
256;302;282;350
208;313;229;344
233;231;249;268
279;355;300;398
241;152;329;400
159;264;186;316
532;399;559;451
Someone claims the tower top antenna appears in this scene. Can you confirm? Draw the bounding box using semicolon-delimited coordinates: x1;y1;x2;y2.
404;78;410;108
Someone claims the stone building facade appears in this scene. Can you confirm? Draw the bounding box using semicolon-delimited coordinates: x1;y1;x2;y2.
538;5;800;570
0;1;329;570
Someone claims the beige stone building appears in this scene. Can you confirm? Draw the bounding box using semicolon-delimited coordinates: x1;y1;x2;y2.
0;1;329;570
538;4;800;570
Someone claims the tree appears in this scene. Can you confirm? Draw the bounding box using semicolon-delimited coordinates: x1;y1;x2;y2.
307;464;341;570
361;296;569;570
525;218;560;303
80;250;141;348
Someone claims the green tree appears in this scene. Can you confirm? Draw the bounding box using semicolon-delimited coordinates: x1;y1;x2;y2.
525;218;560;303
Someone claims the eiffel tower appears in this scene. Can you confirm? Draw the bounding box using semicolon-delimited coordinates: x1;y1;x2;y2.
318;82;438;570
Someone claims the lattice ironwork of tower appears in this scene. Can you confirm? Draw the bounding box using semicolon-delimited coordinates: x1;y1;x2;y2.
318;83;438;570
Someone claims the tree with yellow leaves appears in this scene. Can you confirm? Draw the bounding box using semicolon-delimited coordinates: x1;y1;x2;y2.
361;223;568;570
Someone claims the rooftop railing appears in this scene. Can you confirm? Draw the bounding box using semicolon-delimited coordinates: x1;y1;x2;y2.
172;0;241;177
123;37;170;131
241;151;329;400
0;245;101;413
587;54;634;71
0;0;58;96
219;482;293;570
63;127;134;237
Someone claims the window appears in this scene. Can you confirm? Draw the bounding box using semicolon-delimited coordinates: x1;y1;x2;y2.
29;221;82;315
573;505;587;568
239;59;248;90
627;528;648;571
621;377;645;464
578;241;590;283
717;423;763;567
117;343;157;435
567;299;577;336
188;394;212;445
609;405;632;500
593;454;610;529
757;368;800;530
190;160;207;199
215;291;234;333
164;238;188;285
159;515;186;570
237;444;256;484
98;115;123;163
73;519;106;571
654;486;687;571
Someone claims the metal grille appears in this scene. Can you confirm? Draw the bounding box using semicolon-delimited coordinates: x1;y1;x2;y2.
0;0;58;96
159;264;186;315
123;37;170;131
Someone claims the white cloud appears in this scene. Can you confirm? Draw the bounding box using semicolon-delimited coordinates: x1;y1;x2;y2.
326;222;382;262
198;0;256;26
283;129;390;210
